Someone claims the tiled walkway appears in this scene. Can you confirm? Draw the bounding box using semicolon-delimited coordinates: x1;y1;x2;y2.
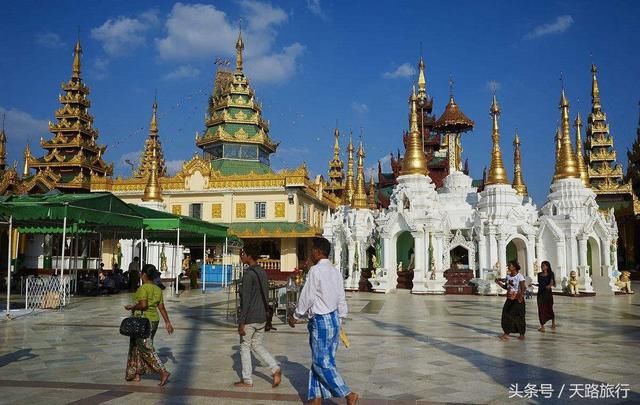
1;285;639;404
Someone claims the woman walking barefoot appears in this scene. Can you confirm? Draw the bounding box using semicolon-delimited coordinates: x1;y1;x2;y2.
125;264;174;386
535;261;556;332
495;261;527;341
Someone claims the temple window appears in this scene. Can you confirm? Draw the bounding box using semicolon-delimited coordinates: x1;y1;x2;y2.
255;201;266;219
189;203;202;219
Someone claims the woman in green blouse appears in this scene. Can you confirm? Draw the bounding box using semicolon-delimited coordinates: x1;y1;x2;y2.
124;264;174;386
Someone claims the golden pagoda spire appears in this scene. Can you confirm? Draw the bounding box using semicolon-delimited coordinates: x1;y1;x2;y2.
343;134;355;205
554;87;580;180
72;39;82;80
417;55;426;100
326;125;345;196
0;114;6;170
485;92;509;185
23;144;31;177
512;132;528;196
401;87;429;176
235;27;244;73
352;139;368;209
367;176;377;210
554;127;561;162
591;64;601;112
142;145;163;202
150;96;158;135
574;112;590;186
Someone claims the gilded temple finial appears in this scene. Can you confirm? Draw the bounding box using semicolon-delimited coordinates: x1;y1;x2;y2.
142;140;163;202
401;87;428;176
0;113;6;170
485;91;509;185
367;175;377;210
326;124;345;196
23;144;31;177
574;112;590;186
417;52;426;100
554;86;580;180
343;133;355;205
352;138;368;209
72;38;82;80
591;64;601;112
235;22;245;73
137;99;167;179
512;132;528;196
150;96;158;135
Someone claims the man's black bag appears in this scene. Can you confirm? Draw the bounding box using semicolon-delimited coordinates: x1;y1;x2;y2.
119;316;151;338
251;268;276;331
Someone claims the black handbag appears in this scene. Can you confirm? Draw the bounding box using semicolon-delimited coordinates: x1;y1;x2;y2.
251;268;276;331
119;315;151;339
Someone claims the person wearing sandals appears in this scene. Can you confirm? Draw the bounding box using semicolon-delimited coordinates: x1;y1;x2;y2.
495;260;527;341
234;244;282;388
124;264;173;386
535;261;557;332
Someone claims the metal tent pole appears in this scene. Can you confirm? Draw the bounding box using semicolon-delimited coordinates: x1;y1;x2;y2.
140;228;145;267
5;216;13;317
223;237;228;288
174;228;181;296
60;215;67;307
202;233;206;293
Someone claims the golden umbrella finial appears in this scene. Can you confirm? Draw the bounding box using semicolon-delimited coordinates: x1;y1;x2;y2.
343;133;355;206
417;44;426;99
72;37;82;80
591;63;601;112
352;137;368;209
485;91;509;185
235;19;245;72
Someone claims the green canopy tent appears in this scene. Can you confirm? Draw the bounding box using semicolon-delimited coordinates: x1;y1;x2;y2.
126;204;236;294
0;193;145;314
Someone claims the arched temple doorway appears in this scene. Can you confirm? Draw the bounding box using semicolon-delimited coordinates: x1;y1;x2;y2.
450;245;469;269
396;231;414;272
506;237;528;276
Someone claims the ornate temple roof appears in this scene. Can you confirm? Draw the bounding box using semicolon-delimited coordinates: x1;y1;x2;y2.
137;100;167;179
433;95;474;133
27;39;113;192
195;31;278;175
325;127;345;197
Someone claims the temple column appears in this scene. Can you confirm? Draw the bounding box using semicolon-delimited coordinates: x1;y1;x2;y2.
487;228;498;272
411;230;427;294
556;239;566;283
578;236;593;292
526;237;535;279
497;235;507;279
477;235;486;276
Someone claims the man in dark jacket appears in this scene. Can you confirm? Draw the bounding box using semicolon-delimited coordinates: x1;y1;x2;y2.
235;245;281;388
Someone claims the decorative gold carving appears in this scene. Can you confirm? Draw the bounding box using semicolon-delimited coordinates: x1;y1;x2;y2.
234;127;248;139
235;203;246;218
212;203;222;219
275;202;285;218
172;205;182;215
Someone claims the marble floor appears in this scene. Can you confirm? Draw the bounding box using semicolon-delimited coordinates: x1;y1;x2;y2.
1;285;639;404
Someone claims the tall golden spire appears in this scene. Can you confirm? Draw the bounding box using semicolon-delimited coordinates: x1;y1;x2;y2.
343;134;355;205
485;93;509;185
574;113;590;186
554;88;580;180
352;139;368;209
142;145;163;202
591;64;601;112
401;87;429;176
554;127;561;162
150;97;158;134
0;114;6;171
72;39;82;80
512;132;528;196
23;144;31;177
235;29;244;73
417;55;426;100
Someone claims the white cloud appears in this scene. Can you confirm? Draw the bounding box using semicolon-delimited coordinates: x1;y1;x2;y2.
155;1;303;84
119;150;142;172
351;102;369;113
0;106;48;141
524;15;574;40
35;32;66;48
91;10;159;56
306;0;327;20
383;63;416;79
90;57;110;80
486;80;501;91
165;159;185;175
164;65;200;80
246;43;305;83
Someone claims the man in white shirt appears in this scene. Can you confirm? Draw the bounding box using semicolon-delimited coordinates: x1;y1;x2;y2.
288;237;359;405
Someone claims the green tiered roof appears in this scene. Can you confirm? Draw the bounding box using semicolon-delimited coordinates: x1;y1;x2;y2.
195;32;278;176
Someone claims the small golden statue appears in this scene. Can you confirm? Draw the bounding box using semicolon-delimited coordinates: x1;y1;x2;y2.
616;271;634;294
568;270;579;296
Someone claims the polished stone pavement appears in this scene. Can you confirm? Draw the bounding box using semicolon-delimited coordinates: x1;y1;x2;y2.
1;285;639;404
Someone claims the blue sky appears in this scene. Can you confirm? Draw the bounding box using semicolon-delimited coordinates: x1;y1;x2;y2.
1;0;639;204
